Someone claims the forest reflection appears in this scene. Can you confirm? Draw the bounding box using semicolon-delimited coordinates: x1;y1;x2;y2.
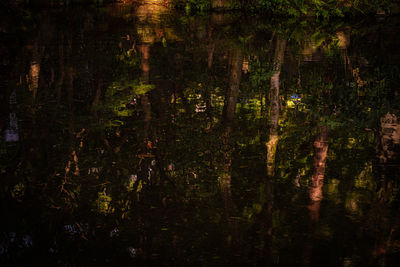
1;3;400;266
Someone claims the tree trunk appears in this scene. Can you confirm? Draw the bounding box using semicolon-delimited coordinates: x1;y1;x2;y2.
220;45;243;196
211;0;228;10
219;45;243;254
302;125;329;266
139;44;150;84
308;125;329;223
66;36;74;111
336;27;352;75
370;113;400;263
92;79;102;110
374;113;400;202
266;37;286;177
222;47;243;124
138;44;153;186
29;40;42;102
56;33;64;105
138;44;152;141
205;25;215;114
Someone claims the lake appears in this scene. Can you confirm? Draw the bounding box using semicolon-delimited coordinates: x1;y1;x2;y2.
1;2;400;266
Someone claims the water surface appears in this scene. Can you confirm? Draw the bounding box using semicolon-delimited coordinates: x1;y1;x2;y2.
1;3;400;266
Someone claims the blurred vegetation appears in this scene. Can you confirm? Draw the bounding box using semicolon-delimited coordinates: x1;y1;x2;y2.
171;0;400;18
3;0;400;19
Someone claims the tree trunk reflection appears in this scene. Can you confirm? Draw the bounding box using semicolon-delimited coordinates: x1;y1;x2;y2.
139;44;152;142
221;46;243;199
308;125;329;223
373;113;400;204
220;45;243;257
266;37;286;177
303;125;329;266
262;36;286;265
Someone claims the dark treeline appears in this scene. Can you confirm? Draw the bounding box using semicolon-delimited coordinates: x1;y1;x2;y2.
3;0;400;18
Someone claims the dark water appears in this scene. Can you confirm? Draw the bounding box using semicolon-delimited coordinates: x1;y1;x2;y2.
1;3;400;266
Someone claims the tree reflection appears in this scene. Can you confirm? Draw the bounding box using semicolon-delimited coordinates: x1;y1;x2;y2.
375;113;400;202
308;125;329;224
1;6;400;266
221;45;243;212
266;36;286;177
